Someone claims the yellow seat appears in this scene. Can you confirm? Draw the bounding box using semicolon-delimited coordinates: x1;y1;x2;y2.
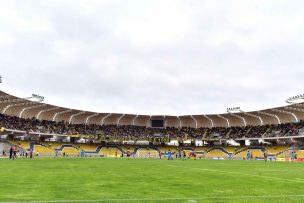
205;149;228;157
235;149;263;158
265;146;288;155
61;147;80;155
77;144;99;151
100;147;120;157
295;150;304;158
136;149;159;158
9;140;30;150
33;145;54;155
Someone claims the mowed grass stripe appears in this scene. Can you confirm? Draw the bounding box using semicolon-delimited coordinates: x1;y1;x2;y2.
0;158;304;202
167;164;304;183
1;195;304;203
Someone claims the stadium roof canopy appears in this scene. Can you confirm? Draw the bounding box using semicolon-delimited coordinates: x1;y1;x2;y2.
0;90;303;128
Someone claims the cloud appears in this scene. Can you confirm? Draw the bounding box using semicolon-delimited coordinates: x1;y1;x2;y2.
0;0;304;115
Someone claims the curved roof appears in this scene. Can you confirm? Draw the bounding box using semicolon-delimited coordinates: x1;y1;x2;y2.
0;90;303;128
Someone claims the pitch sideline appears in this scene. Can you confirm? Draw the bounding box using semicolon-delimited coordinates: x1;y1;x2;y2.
1;195;304;203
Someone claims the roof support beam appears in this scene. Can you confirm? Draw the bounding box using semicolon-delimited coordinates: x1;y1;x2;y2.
190;115;198;128
272;109;298;123
204;115;214;127
3;101;35;114
242;112;263;125
132;115;139;126
229;113;247;126
101;113;112;125
147;115;152;127
85;113;99;125
117;114;125;126
258;111;281;124
19;104;47;118
177;116;182;128
52;109;73;121
36;107;60;120
217;114;230;127
69;111;86;124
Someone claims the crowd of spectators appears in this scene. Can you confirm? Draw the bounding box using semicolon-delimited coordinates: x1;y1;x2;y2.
1;113;304;141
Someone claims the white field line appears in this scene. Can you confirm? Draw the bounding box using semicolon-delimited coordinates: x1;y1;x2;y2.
167;164;304;183
1;195;304;203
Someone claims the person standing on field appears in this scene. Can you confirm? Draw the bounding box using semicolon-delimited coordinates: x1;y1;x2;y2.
126;148;131;160
247;151;251;161
167;149;172;160
264;150;268;162
54;150;59;158
291;151;295;162
30;149;33;158
80;149;85;158
9;146;13;159
12;146;17;160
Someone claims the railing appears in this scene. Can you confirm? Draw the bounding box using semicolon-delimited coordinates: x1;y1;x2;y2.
3;128;304;142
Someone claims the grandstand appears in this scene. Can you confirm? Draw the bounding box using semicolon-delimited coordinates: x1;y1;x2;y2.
1;89;304;161
3;139;302;160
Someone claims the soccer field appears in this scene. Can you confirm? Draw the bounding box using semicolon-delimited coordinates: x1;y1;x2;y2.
1;158;304;203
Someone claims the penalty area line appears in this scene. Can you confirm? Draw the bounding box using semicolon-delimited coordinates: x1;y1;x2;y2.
2;195;304;203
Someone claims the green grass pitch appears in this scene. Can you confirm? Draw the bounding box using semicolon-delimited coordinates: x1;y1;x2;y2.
1;157;304;203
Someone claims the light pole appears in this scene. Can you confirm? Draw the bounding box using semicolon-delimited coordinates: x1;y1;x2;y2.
227;107;242;113
286;94;304;104
31;94;44;102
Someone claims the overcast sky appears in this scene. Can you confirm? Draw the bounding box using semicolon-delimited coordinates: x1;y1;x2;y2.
0;0;304;116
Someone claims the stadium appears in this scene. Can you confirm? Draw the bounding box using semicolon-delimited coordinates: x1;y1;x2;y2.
1;1;304;203
1;91;304;203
